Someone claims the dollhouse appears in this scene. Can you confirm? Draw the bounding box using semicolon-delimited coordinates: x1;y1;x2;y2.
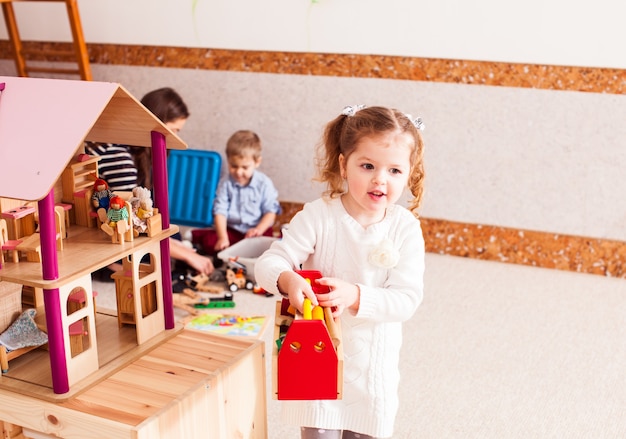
0;75;186;396
0;76;267;439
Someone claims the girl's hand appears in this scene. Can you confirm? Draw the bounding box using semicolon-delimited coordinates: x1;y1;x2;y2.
186;252;214;275
277;271;318;314
315;277;360;317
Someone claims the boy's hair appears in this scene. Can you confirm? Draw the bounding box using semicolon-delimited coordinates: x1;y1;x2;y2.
226;130;262;160
316;106;425;215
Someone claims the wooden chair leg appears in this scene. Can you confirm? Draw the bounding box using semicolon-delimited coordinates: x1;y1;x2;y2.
0;346;9;373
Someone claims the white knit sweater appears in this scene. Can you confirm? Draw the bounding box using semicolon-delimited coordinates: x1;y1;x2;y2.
255;197;425;438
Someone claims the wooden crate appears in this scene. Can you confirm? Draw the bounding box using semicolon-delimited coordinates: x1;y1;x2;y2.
0;329;267;439
273;297;344;400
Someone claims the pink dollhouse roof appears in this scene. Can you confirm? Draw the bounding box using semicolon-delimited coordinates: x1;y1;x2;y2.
0;76;187;201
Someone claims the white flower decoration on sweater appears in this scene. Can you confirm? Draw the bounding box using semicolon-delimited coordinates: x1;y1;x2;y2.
368;238;400;269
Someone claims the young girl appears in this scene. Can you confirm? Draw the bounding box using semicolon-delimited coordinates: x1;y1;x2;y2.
255;105;426;439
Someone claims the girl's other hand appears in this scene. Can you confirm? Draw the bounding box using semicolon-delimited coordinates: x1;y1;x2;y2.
315;277;360;317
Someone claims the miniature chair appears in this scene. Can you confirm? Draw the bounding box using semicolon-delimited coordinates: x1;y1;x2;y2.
54;205;65;251
55;203;72;237
0;218;21;264
145;208;162;237
107;201;133;245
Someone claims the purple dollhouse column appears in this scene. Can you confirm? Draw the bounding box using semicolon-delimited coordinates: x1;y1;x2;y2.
39;190;69;394
151;130;175;329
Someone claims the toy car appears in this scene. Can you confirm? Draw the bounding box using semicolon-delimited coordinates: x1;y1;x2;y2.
225;258;254;292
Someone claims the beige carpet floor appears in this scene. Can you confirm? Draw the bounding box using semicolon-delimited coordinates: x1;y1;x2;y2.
94;253;626;438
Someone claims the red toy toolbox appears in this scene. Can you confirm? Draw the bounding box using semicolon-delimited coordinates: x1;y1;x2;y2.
272;270;343;400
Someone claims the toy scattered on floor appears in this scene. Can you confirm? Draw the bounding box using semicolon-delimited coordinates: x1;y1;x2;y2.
222;257;273;296
193;291;235;308
172;288;212;315
171;272;236;314
225;258;255;292
186;272;225;294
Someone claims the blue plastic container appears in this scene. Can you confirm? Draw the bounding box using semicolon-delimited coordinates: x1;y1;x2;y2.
167;149;222;227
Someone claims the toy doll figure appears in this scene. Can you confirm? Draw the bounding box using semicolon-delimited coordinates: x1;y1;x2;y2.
130;186;154;237
101;196;129;237
91;178;113;210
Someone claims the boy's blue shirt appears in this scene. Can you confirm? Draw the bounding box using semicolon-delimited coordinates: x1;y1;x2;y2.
212;170;281;234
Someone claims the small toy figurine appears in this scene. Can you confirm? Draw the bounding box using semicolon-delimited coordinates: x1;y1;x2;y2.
101;196;129;237
130;186;154;237
91;178;113;210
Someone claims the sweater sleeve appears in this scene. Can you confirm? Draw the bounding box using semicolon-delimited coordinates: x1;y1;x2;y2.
355;214;425;323
254;200;321;295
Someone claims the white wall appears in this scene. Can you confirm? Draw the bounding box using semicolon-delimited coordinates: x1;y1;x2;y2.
3;0;626;69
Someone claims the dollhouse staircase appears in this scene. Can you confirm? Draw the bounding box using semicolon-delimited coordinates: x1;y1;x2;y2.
1;0;91;80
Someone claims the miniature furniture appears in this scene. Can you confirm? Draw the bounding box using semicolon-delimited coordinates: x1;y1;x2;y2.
144;208;162;237
1;0;91;80
14;234;41;262
61;155;99;204
35;205;67;249
0;282;47;374
1;205;35;240
0;281;23;372
106;200;134;244
14;206;65;262
54;205;66;250
56;203;72;236
73;188;97;228
0;219;20;265
21;285;43;312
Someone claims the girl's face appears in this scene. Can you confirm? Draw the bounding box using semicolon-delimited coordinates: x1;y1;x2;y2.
339;131;413;227
166;117;187;134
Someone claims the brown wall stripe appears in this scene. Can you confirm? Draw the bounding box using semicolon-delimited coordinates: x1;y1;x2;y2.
2;41;626;94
